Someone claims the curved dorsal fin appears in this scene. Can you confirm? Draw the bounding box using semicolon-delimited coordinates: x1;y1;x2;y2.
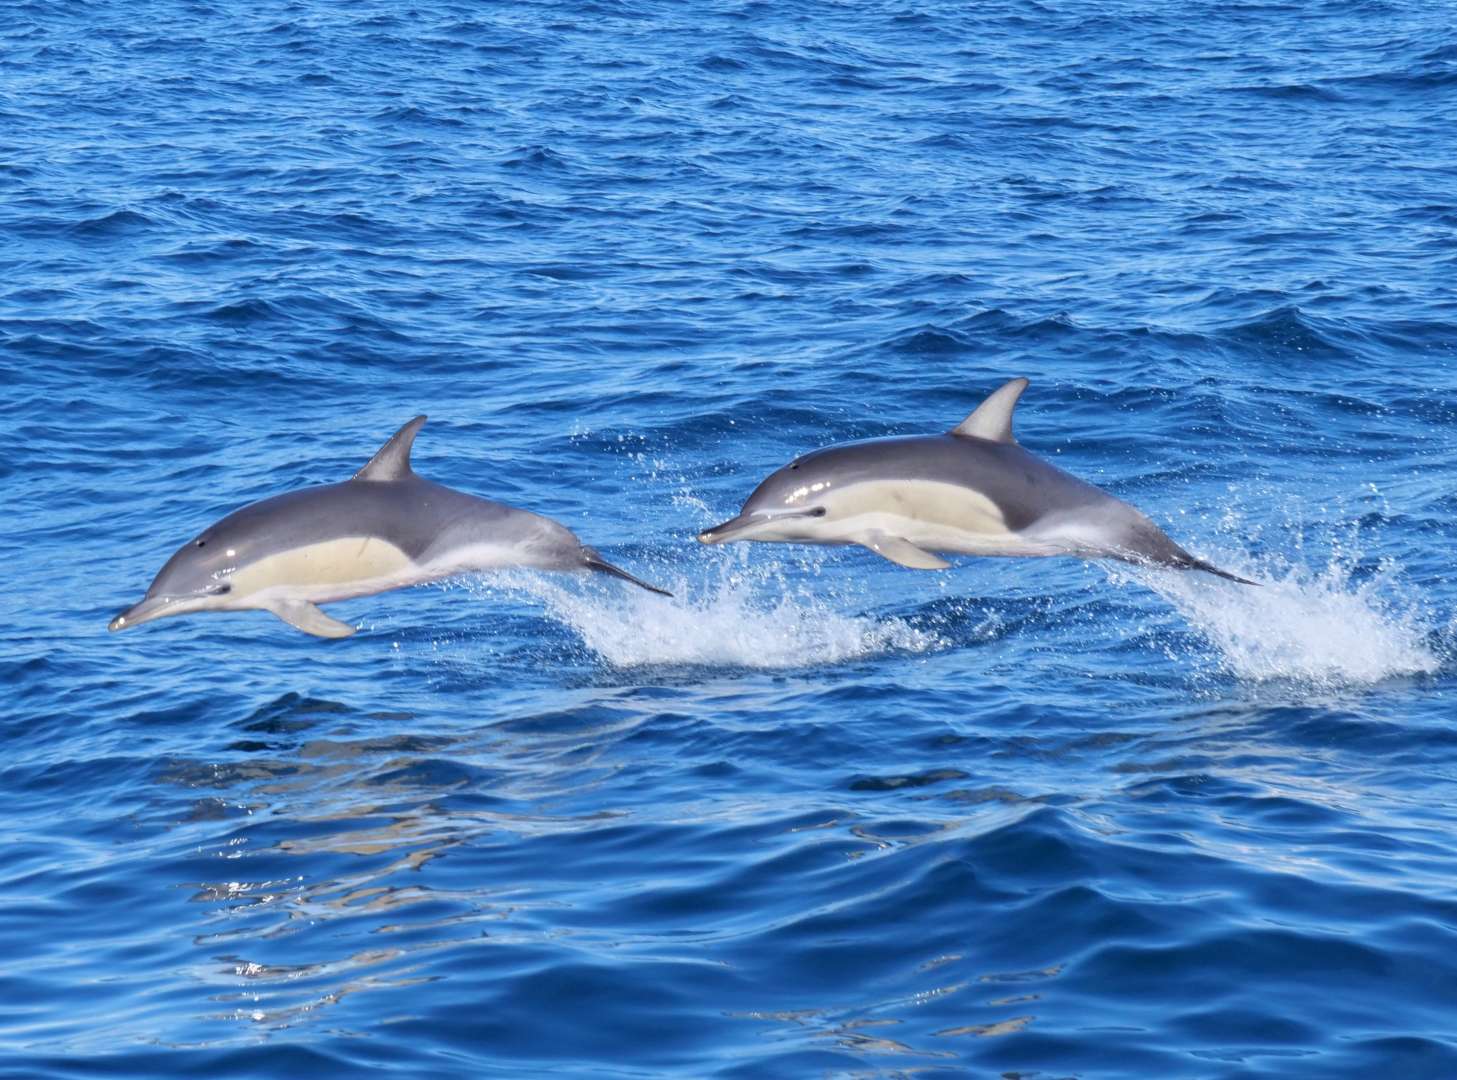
950;378;1028;443
353;415;427;481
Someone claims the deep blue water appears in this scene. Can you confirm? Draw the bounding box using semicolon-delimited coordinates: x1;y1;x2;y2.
5;1;1457;1076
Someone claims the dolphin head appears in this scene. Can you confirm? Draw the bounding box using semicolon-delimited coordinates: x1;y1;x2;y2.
698;451;835;545
109;524;248;631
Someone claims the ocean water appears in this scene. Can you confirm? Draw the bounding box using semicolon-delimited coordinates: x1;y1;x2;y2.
3;0;1457;1075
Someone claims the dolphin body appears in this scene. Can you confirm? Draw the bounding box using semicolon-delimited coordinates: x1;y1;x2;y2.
699;378;1253;584
110;416;669;639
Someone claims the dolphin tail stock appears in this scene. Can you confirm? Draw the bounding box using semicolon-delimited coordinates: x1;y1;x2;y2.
582;549;673;597
1116;544;1260;586
1176;554;1260;586
1107;519;1260;586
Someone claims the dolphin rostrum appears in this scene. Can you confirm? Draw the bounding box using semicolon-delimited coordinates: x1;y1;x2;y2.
699;378;1253;584
110;416;670;638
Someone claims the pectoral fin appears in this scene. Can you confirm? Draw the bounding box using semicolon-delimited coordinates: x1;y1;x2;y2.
268;600;358;639
858;533;952;570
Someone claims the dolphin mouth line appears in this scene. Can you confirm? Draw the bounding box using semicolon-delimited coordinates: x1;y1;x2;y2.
698;507;825;544
109;588;220;632
110;595;177;632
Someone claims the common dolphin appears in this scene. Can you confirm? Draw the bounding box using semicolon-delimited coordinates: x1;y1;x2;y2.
110;416;669;638
699;378;1253;584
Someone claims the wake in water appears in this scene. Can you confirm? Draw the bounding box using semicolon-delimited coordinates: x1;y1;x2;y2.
463;560;947;670
456;486;1443;686
1114;547;1441;688
461;542;1441;683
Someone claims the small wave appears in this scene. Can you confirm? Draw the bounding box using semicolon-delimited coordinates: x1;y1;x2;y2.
1115;551;1440;687
950;307;1079;342
204;297;287;323
159;236;265;266
698;53;747;72
884;325;975;355
463;564;946;670
1221;82;1346;102
66;208;155;237
372;105;466;128
501;144;571;171
1218;304;1355;361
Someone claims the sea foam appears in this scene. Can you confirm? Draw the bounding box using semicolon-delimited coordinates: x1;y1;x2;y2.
1119;550;1440;687
464;562;946;670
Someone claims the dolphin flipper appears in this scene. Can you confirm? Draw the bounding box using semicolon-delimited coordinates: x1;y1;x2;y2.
268;600;359;638
859;532;952;570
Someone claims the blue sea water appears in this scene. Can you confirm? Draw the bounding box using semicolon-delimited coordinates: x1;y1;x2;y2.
4;0;1457;1075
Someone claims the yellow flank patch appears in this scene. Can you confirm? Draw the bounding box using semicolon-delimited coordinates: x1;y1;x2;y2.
229;536;415;596
835;480;1009;536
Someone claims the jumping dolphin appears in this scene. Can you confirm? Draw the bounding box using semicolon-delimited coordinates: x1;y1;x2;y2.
110;416;670;639
698;378;1253;584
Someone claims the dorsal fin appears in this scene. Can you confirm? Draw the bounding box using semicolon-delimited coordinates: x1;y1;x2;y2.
353;415;426;481
950;378;1028;443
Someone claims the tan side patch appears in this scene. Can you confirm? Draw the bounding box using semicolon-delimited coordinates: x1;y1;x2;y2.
828;479;1011;538
228;536;416;599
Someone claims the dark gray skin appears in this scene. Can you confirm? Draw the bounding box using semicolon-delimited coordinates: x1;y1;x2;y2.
111;416;669;638
699;378;1253;583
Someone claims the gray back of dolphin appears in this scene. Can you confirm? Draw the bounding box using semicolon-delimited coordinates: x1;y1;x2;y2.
194;476;576;572
111;416;669;639
783;433;1112;534
699;378;1254;584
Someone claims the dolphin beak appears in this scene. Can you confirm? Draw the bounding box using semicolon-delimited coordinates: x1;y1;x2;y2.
698;514;757;544
109;595;175;632
700;508;826;544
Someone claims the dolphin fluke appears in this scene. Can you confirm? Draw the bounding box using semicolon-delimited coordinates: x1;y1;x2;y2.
583;551;673;597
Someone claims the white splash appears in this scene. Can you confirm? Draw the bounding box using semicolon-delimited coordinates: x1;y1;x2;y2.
464;562;946;670
1120;551;1440;687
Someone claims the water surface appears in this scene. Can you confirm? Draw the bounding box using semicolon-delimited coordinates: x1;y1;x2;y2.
4;1;1457;1076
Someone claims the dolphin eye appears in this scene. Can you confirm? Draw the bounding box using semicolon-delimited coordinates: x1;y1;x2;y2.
195;540;206;548
208;583;232;596
810;507;827;517
790;463;800;470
